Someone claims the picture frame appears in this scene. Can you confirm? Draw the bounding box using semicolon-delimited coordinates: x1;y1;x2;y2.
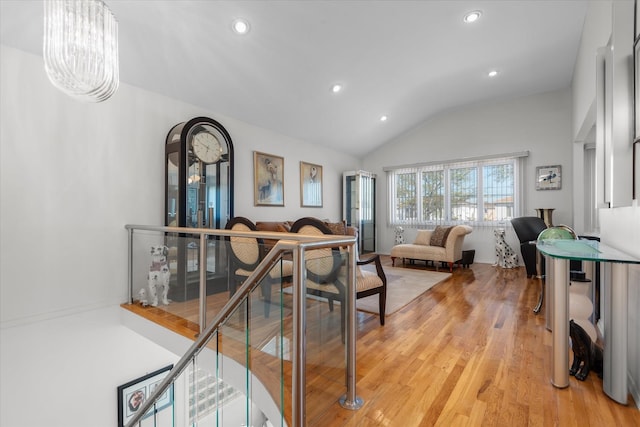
535;165;562;190
635;35;640;139
117;365;174;427
300;161;323;207
254;151;284;206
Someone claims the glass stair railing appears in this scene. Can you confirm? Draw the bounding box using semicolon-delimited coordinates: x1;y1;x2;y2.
122;225;362;427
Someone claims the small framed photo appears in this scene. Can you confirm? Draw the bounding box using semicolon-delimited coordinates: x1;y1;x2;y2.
300;161;323;207
254;151;284;206
536;165;562;190
117;365;174;427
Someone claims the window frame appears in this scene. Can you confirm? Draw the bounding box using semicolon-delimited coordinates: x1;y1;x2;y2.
387;154;524;227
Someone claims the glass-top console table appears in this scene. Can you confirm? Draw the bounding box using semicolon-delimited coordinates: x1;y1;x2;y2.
537;239;640;405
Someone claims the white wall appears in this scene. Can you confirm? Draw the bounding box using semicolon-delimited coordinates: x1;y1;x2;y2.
571;0;640;408
571;1;612;141
363;89;574;263
0;45;359;327
0;307;179;427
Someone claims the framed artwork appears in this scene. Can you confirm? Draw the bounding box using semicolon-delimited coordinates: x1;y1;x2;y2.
117;365;174;427
535;165;562;190
254;151;284;206
300;161;323;207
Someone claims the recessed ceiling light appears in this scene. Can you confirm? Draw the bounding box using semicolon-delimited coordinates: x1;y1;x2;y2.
380;115;388;122
463;11;482;23
232;18;250;35
488;70;498;77
331;84;343;93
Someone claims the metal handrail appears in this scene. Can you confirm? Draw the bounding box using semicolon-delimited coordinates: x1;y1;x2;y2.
124;225;360;427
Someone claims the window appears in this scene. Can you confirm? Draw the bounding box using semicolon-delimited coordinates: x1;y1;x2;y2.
387;154;524;226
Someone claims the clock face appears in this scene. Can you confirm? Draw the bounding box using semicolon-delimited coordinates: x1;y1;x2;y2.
191;131;222;164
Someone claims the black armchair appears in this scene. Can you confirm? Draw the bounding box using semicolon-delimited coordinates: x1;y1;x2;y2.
510;216;547;277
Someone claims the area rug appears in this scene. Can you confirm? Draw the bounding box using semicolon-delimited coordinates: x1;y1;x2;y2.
280;266;451;316
356;266;451;315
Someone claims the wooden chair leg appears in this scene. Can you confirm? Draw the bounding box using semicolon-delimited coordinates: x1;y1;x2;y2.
379;291;386;326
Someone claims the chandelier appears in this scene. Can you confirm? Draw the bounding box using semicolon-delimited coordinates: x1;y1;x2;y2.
43;0;119;102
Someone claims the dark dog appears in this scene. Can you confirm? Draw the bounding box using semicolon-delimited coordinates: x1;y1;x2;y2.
569;319;603;381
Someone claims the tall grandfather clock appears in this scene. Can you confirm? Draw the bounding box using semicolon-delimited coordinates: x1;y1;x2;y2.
165;117;234;301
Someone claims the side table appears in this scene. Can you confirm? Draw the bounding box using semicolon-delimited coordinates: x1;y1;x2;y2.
537;239;640;405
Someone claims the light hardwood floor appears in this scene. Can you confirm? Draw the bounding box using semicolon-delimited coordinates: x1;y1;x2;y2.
124;257;640;426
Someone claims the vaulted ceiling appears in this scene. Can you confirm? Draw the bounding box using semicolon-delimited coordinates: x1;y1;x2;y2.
0;1;588;156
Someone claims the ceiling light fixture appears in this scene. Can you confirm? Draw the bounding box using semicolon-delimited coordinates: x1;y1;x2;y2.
463;10;482;23
232;18;250;34
331;84;343;93
488;70;498;77
43;0;119;102
380;115;388;122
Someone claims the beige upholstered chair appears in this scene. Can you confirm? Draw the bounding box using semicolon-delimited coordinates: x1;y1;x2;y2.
225;216;293;317
354;254;387;326
290;217;387;339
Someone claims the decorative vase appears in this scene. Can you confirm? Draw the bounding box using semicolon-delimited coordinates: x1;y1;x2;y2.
535;208;555;227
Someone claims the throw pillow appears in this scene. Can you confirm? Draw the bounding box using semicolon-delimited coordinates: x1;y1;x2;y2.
429;226;453;247
414;230;431;245
324;221;347;235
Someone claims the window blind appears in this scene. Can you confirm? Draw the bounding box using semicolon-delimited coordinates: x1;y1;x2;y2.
387;152;527;227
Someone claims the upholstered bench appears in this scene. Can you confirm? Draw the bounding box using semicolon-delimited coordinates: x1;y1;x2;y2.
390;225;473;272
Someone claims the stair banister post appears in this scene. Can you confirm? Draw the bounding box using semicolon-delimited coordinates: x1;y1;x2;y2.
292;244;306;426
128;227;134;304
340;241;364;410
199;233;207;332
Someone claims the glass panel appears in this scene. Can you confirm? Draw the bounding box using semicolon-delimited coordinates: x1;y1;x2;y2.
345;175;357;228
395;172;417;222
449;166;477;221
130;230;232;334
217;162;230;229
303;250;348;426
538;239;640;263
215;271;284;426
421;169;444;221
187;159;202;228
360;175;375;253
248;259;289;427
167;153;179;227
482;163;514;221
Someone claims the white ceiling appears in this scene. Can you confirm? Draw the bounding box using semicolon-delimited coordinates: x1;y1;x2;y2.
0;1;588;157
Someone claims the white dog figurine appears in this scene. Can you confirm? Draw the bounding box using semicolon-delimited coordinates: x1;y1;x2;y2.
137;288;148;307
394;226;405;245
494;229;518;269
148;245;171;306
